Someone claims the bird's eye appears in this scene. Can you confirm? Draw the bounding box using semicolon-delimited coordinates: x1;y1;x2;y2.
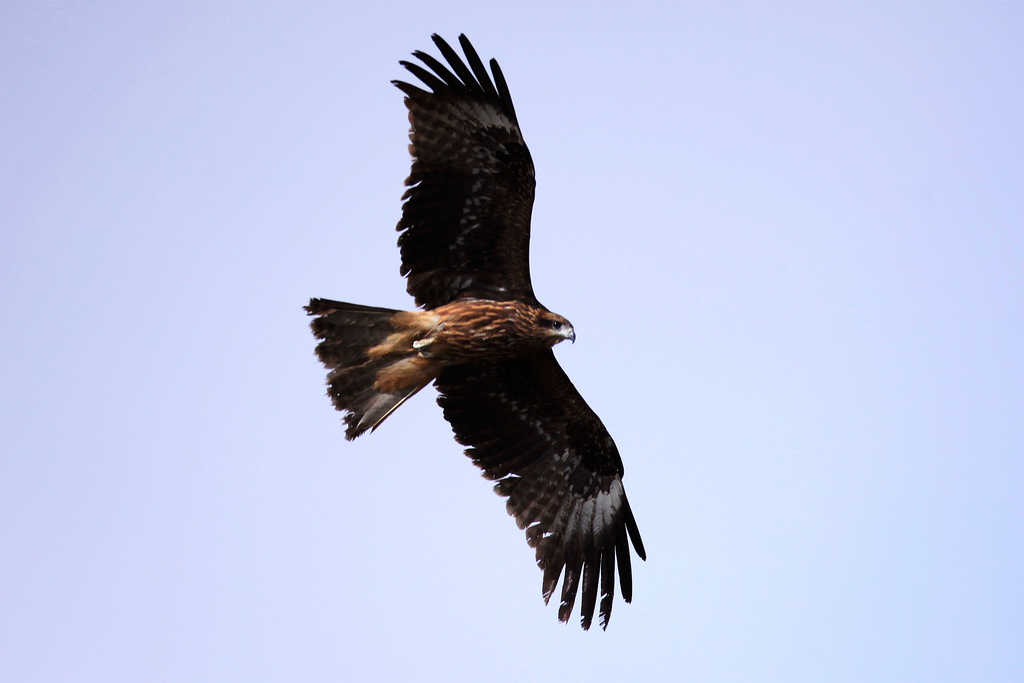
551;320;562;329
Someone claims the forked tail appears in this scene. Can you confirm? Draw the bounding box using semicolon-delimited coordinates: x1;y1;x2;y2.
306;298;433;439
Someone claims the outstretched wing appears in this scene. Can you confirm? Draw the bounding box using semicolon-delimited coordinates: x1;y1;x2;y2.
394;34;538;310
435;351;646;630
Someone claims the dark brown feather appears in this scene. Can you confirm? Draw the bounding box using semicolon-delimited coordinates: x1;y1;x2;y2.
435;351;646;630
306;298;432;439
393;34;538;309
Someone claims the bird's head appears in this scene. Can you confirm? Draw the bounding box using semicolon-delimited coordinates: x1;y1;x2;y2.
537;311;576;346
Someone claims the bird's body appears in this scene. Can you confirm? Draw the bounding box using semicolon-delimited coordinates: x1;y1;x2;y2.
307;35;645;630
307;297;573;434
378;299;575;364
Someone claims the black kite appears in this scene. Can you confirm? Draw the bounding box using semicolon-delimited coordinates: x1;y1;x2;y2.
307;34;645;630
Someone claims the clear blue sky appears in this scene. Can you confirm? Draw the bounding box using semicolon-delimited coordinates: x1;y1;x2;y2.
2;2;1021;681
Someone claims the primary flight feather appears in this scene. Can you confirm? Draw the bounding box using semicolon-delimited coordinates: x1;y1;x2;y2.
307;34;645;630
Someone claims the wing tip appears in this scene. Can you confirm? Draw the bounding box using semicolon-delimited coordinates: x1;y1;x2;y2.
398;33;518;123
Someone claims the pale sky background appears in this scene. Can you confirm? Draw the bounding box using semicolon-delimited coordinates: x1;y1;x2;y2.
2;2;1022;681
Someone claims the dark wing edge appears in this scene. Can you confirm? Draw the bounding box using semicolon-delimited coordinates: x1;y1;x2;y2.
435;351;646;630
393;34;538;310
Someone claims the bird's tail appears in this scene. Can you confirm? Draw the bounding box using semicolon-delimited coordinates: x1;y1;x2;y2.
306;298;435;439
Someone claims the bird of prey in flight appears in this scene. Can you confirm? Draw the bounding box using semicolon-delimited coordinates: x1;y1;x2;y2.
307;34;645;630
